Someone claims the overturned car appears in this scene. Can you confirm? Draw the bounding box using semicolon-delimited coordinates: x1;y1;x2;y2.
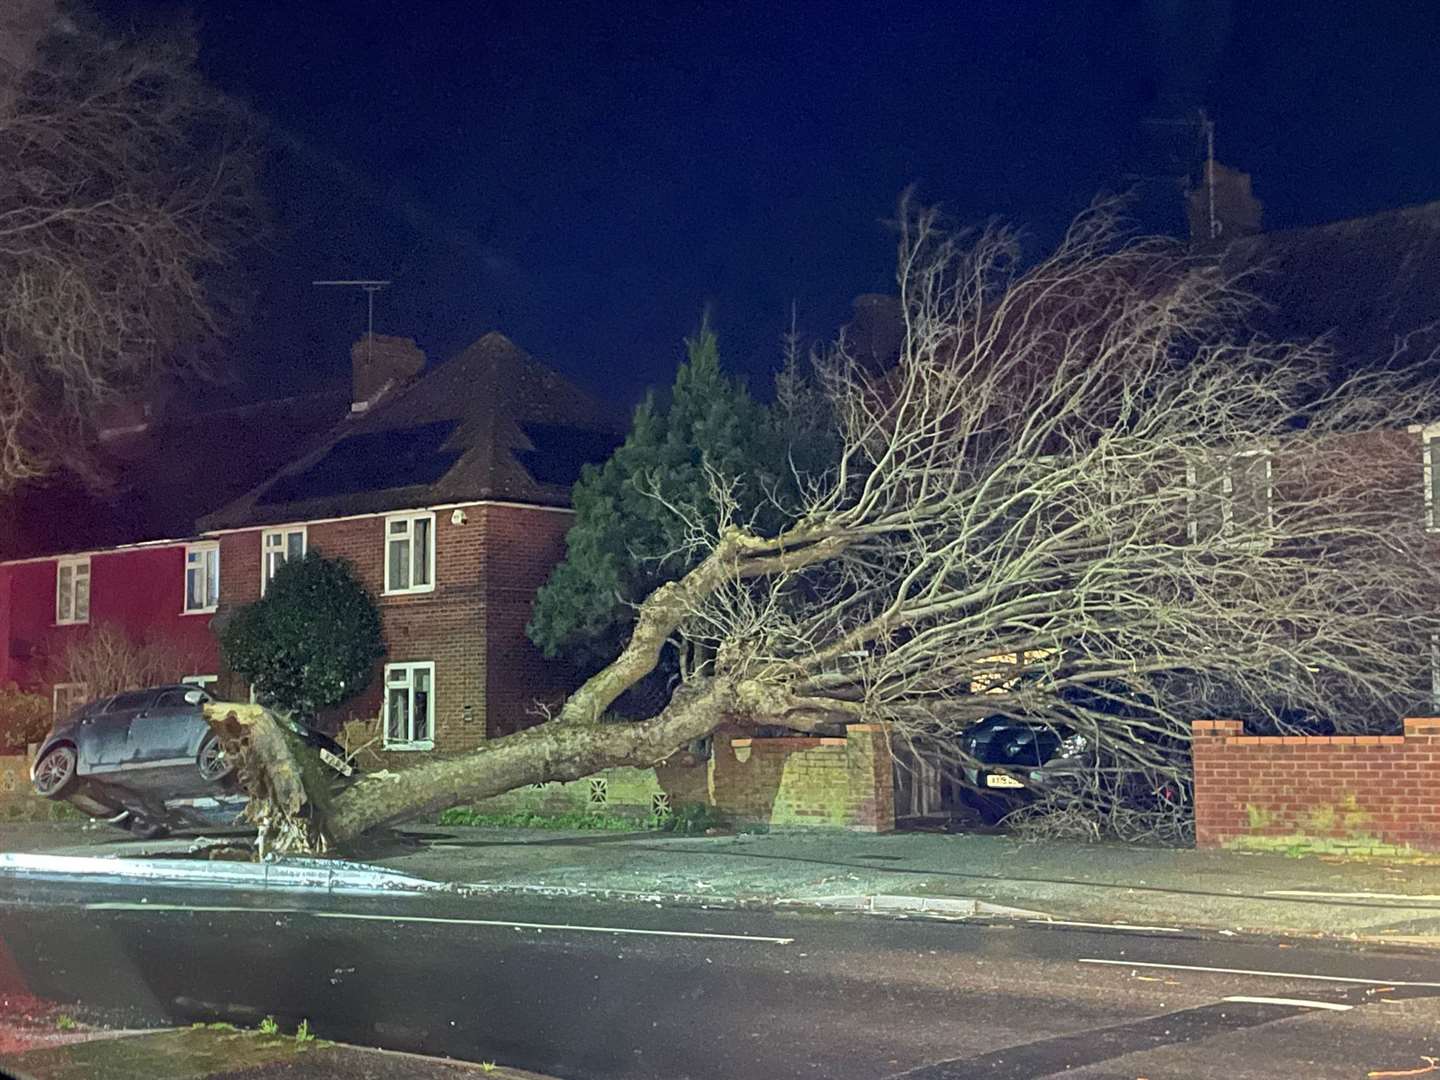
30;685;355;839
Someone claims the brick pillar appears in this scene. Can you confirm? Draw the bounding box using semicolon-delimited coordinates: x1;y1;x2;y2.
844;724;895;833
1191;719;1243;848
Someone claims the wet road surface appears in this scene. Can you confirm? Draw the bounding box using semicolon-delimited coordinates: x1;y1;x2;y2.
1;880;1438;1078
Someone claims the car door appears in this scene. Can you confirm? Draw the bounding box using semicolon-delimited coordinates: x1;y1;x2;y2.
77;694;142;775
123;689;203;783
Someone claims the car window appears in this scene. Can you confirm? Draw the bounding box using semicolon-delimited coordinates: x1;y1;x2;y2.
155;690;190;707
106;690;157;713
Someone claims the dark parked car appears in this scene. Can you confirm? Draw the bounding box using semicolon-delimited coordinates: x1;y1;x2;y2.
958;711;1187;823
30;684;354;838
960;714;1090;794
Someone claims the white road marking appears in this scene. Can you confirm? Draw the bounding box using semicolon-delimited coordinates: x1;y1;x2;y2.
1079;957;1440;988
1029;918;1182;933
1222;995;1353;1012
1264;889;1440;903
86;902;794;945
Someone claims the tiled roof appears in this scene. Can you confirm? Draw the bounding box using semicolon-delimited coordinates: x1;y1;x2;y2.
199;332;624;530
0;388;350;561
1222;200;1440;373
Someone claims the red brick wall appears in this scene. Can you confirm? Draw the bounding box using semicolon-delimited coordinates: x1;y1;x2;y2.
216;501;578;753
1193;718;1440;853
479;504;576;736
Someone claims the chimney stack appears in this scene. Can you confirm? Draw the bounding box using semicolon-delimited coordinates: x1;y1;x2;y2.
351;333;425;412
847;293;906;370
1187;162;1263;249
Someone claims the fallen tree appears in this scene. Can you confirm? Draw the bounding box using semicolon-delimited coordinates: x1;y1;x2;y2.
209;199;1440;855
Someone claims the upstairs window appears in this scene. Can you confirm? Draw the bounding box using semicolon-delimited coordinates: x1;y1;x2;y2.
384;513;434;594
262;527;306;594
55;557;90;625
184;543;220;613
1187;449;1273;545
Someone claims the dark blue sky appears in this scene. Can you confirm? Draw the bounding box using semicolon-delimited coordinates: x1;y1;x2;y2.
110;1;1440;406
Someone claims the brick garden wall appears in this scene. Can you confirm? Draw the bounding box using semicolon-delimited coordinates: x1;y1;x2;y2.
1193;717;1440;854
463;724;896;832
0;751;70;822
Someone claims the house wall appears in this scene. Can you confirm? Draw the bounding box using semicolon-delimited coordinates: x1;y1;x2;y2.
0;545;219;698
1193;718;1440;855
216;501;576;755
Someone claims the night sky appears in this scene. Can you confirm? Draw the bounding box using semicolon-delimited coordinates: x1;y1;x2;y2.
103;1;1440;407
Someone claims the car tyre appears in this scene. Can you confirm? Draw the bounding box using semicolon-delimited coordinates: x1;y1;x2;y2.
32;744;78;800
197;733;235;783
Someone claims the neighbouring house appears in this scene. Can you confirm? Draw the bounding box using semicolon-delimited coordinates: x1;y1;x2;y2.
0;387;350;719
197;332;625;756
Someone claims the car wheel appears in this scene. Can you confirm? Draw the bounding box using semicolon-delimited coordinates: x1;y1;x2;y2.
197;734;234;782
32;744;77;799
127;816;169;840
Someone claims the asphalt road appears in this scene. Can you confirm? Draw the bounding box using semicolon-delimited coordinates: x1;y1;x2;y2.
1;881;1439;1079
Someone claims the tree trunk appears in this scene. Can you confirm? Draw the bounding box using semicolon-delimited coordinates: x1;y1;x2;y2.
207;678;737;855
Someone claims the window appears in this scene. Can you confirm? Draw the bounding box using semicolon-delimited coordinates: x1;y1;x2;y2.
55;557;91;625
1424;427;1440;531
261;527;306;594
183;543;220;613
1187;449;1273;544
1431;634;1440;712
384;513;434;594
383;662;434;749
52;683;87;722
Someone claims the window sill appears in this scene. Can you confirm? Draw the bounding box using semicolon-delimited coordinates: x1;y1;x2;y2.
382;586;436;598
180;607;218;616
383;740;434;752
54;618;89;627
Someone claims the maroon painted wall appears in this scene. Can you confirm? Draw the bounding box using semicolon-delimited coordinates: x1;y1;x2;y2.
1;545;219;692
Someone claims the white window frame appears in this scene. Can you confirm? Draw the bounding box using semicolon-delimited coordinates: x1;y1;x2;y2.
383;512;436;595
182;542;220;614
383;661;435;750
1186;448;1274;546
1422;423;1440;531
55;556;91;625
52;682;88;722
261;526;307;595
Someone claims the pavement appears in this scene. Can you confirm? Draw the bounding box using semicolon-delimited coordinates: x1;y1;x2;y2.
1;878;1439;1078
0;1026;554;1079
11;820;1440;945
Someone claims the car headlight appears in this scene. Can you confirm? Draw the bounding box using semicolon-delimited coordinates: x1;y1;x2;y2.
1057;733;1089;757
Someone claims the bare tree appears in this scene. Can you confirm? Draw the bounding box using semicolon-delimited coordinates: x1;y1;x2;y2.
54;622;197;699
0;5;260;487
207;199;1440;855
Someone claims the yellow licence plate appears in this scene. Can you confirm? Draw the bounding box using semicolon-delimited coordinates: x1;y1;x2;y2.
320;748;354;777
986;773;1025;789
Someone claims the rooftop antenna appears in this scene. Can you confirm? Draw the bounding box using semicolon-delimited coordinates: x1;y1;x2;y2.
312;280;393;370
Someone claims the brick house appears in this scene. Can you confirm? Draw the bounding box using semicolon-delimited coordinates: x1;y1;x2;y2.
0;389;349;720
197;332;623;756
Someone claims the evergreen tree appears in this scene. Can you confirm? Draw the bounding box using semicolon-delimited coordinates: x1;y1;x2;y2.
528;322;823;690
219;553;385;718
